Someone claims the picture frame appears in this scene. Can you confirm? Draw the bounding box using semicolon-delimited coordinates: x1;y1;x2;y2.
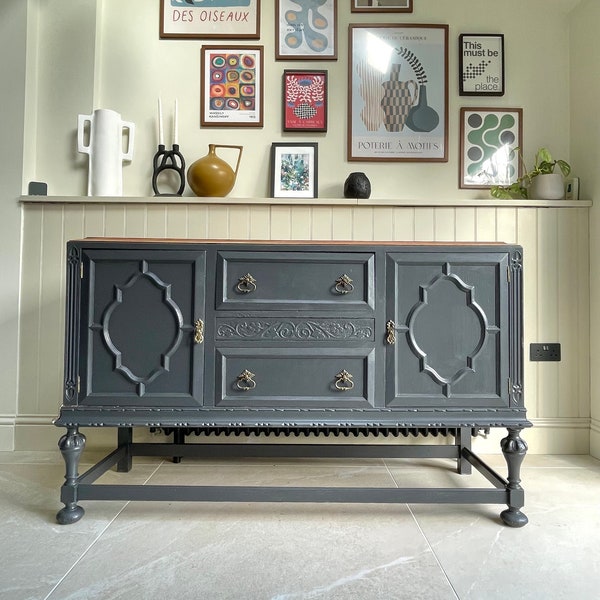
348;24;449;162
270;142;319;198
459;34;505;96
459;107;523;189
283;70;328;132
200;45;264;127
351;0;413;13
159;0;260;40
276;0;337;60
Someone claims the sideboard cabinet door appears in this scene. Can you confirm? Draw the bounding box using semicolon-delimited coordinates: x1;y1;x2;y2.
77;249;206;407
385;251;511;409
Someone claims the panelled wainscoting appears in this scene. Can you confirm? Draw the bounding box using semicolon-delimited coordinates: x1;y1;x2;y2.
11;196;591;454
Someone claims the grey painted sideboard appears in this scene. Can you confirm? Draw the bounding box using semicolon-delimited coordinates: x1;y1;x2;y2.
54;239;530;526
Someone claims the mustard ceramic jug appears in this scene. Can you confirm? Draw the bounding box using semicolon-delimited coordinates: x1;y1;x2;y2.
187;144;243;197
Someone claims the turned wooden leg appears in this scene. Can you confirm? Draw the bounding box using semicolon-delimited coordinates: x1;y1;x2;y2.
56;427;86;525
500;427;528;527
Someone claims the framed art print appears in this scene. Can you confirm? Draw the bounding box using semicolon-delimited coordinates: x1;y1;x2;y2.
348;24;449;162
276;0;337;60
270;142;318;198
351;0;413;13
459;107;522;189
459;34;505;96
200;45;263;127
283;70;328;132
160;0;260;39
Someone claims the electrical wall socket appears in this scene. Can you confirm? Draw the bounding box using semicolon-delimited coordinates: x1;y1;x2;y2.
530;343;561;362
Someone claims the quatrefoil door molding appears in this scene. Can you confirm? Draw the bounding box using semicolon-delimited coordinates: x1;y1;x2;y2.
96;260;186;396
403;264;498;395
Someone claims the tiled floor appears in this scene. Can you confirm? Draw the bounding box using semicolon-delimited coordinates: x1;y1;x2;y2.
1;448;599;600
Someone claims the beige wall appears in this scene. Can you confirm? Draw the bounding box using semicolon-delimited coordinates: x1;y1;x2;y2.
570;0;600;457
2;0;596;453
30;0;575;200
0;1;27;449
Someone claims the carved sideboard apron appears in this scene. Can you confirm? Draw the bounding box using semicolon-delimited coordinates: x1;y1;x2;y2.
54;240;530;526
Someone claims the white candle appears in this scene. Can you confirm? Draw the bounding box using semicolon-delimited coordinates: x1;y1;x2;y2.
158;97;164;146
173;99;178;146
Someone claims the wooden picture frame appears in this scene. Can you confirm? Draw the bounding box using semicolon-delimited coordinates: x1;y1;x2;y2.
283;70;328;132
276;0;337;60
160;0;260;39
348;24;449;162
200;45;264;127
459;107;523;189
270;142;319;198
351;0;413;13
459;34;505;96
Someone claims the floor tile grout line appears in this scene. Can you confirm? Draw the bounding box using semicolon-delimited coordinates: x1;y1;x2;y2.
384;460;461;599
43;504;131;600
43;460;166;600
407;505;462;600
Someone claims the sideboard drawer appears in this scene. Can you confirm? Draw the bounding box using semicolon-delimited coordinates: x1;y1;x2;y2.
215;251;375;311
214;347;376;408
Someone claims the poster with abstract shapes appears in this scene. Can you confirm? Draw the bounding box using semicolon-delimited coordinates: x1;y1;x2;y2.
348;24;448;161
459;34;504;96
201;45;263;127
270;143;318;198
283;70;328;131
160;0;260;39
459;107;522;189
276;0;337;60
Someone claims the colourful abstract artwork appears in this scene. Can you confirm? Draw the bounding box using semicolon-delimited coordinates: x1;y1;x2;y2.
283;70;327;131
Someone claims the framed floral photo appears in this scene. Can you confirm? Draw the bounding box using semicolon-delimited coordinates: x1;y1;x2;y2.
459;107;523;189
351;0;413;13
283;70;328;132
200;45;264;127
348;24;449;162
276;0;337;60
160;0;261;39
270;143;319;198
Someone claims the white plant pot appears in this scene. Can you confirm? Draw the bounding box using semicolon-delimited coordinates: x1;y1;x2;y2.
528;173;565;200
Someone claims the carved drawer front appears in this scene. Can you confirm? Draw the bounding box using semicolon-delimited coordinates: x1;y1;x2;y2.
385;252;512;409
215;317;375;343
77;249;206;407
214;347;376;408
215;251;375;311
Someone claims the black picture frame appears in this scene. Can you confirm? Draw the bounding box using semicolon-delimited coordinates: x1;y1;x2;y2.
270;142;319;198
459;34;505;96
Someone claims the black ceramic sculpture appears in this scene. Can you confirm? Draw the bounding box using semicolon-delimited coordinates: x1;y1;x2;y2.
344;172;371;199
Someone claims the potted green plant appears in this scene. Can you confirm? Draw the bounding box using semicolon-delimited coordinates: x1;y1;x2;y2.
490;147;571;200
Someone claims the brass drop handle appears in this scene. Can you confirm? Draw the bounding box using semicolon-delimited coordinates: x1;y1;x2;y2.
334;274;354;295
386;320;396;345
334;369;355;392
236;369;256;391
236;273;257;294
194;319;204;344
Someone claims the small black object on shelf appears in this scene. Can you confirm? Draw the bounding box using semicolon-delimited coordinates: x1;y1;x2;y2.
152;144;186;196
344;172;371;199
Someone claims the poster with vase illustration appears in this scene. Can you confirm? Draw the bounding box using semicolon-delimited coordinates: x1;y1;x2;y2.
348;24;448;161
276;0;337;60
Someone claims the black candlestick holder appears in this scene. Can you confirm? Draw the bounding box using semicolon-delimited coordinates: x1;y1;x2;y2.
152;144;186;196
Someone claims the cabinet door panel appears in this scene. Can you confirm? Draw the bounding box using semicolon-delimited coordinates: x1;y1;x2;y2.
386;252;509;408
79;250;206;407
